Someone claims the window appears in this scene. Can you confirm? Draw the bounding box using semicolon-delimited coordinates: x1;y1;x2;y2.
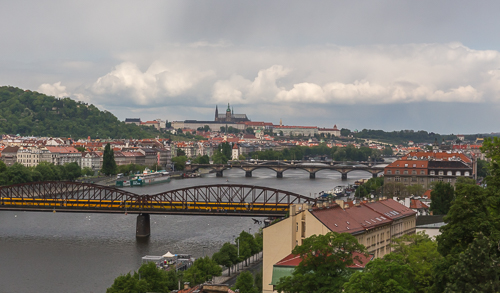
456;171;461;176
438;177;443;182
412;176;417;182
395;176;401;182
413;164;416;167
438;171;444;175
395;170;400;175
412;170;417;175
465;171;470;176
430;171;435;175
420;170;425;175
447;171;452;176
387;170;392;174
296;223;299;232
404;170;408;175
404;164;408;167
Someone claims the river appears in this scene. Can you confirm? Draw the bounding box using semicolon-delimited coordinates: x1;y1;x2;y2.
0;168;377;293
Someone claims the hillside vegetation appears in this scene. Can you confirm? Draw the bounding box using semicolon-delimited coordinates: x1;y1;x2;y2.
0;86;165;139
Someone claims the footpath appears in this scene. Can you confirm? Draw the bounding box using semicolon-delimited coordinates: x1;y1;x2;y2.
212;251;263;285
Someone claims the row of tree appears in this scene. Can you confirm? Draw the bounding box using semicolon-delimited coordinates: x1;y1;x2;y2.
107;229;264;292
0;161;93;186
245;144;386;162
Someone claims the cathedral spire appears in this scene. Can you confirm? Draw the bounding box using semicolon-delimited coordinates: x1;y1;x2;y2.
215;105;219;121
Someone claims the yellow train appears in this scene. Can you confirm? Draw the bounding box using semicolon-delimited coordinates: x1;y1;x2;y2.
0;197;290;212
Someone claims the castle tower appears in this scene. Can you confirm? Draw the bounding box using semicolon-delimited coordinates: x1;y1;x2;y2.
226;103;231;122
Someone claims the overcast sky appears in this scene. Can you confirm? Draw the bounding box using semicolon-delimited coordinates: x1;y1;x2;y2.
2;1;500;134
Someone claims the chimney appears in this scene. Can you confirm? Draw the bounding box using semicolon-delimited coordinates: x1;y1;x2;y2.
335;199;345;209
184;282;190;290
404;197;411;208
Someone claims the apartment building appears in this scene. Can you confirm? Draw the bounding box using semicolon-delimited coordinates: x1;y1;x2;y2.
262;199;416;293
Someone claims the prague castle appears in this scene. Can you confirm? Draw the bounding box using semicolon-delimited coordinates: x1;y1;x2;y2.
214;103;250;123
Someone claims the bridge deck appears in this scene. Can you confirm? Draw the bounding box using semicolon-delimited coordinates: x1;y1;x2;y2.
0;197;290;217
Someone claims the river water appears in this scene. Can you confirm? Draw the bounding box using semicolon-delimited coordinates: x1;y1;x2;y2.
0;168;377;293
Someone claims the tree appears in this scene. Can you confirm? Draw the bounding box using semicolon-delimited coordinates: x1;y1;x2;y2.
218;142;232;159
4;163;33;184
183;256;222;285
432;177;500;292
34;161;57;181
344;259;414;293
64;162;81;180
443;233;500;292
172;156;188;171
82;167;94;176
476;159;488;178
429;182;454;215
212;242;239;276
275;232;366;293
233;271;258;293
176;149;186;157
382;145;393;156
101;143;117;175
107;262;178;293
345;232;440;293
75;146;86;152
407;184;425;197
212;149;228;164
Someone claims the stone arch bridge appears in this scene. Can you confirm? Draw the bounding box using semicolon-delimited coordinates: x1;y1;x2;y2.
189;161;385;179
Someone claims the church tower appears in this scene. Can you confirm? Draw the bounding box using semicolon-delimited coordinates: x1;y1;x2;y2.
226;103;232;122
215;105;219;122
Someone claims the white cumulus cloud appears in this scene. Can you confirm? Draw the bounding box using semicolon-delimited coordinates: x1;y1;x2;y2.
37;82;69;98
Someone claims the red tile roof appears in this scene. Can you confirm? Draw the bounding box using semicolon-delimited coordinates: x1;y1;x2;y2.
364;199;416;220
410;199;429;209
403;151;471;163
311;204;392;234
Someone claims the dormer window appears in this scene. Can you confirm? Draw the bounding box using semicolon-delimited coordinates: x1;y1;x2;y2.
447;171;452;176
438;171;444;175
404;164;408;167
465;171;470;176
430;171;435;175
456;171;461;176
413;164;416;167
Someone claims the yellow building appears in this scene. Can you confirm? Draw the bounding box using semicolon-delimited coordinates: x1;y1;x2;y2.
262;199;416;293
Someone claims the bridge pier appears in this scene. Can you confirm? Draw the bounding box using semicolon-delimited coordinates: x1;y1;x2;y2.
216;170;223;177
341;173;348;180
245;171;252;177
276;172;283;178
309;173;316;179
136;213;151;238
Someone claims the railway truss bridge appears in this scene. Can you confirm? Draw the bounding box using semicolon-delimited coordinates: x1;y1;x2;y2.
189;161;385;179
0;181;316;237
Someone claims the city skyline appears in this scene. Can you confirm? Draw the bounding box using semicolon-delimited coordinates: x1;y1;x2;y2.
2;1;500;134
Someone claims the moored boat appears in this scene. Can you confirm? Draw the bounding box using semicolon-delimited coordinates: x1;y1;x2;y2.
116;168;171;187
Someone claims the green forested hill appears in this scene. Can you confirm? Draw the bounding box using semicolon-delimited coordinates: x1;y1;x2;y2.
0;86;163;139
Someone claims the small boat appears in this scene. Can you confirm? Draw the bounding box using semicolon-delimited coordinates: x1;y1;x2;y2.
182;172;201;178
142;251;194;272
